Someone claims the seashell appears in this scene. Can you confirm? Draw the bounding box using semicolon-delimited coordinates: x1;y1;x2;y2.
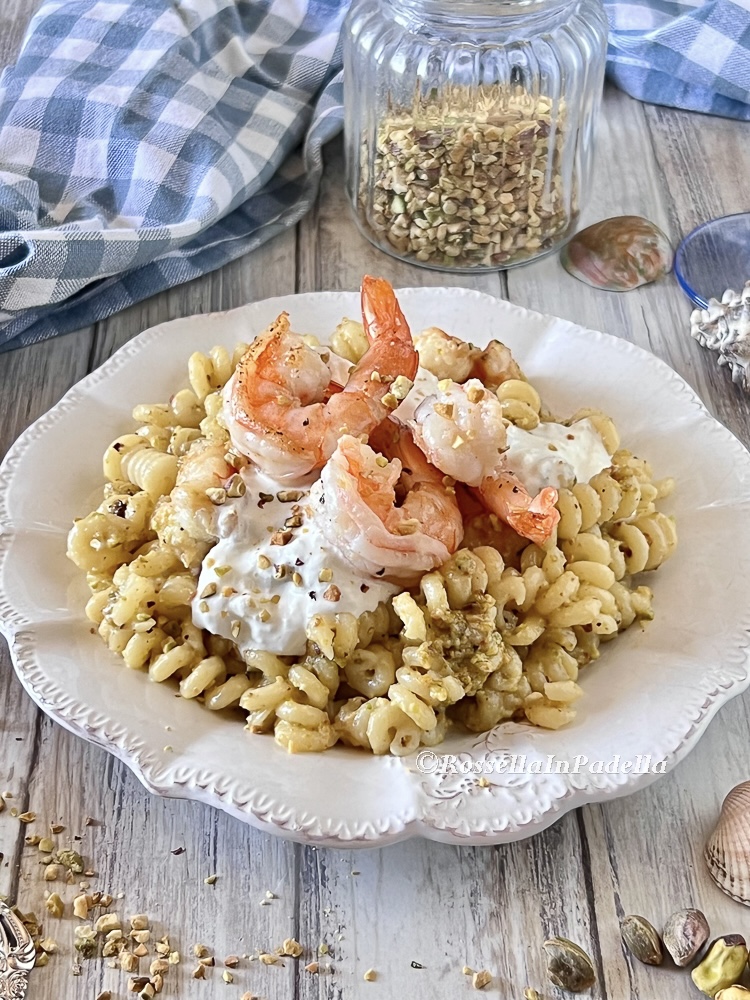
663;908;710;967
705;781;750;905
691;282;750;392
560;216;673;291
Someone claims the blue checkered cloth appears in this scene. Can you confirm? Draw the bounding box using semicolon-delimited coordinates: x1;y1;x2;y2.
0;0;347;352
0;0;748;353
604;0;750;120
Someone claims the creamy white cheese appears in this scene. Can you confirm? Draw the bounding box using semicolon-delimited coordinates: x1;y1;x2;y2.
192;466;398;657
503;418;612;494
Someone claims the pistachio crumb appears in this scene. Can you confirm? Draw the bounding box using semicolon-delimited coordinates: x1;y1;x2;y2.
200;582;218;599
130;915;150;931
323;584;341;602
38;837;55;854
191;965;206;980
222;971;234;983
259;953;281;966
318;567;333;583
18;811;36;824
270;529;293;546
257;554;272;570
462;966;474;976
45;892;64;918
280;938;303;958
193;944;210;958
204;874;218;885
473;970;492;990
121;952;139;973
364;968;377;982
224;955;240;968
134;944;149;958
305;961;319;974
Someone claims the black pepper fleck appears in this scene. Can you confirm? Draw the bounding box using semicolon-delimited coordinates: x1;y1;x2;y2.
360;584;369;593
308;592;317;600
295;558;304;566
375;568;385;577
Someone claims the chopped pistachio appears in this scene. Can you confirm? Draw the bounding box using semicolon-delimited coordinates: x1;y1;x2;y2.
35;952;49;967
73;894;89;919
193;944;210;958
168;951;180;965
18;811;36;824
323;585;341;603
25;834;41;846
305;961;320;974
279;939;303;958
128;976;150;993
200;582;218;599
38;837;55;854
44;864;63;882
38;937;58;954
224;956;240;968
191;965;206;980
259;953;281;966
50;823;65;834
363;968;377;982
150;959;169;976
134;944;149;958
318;943;329;956
473;970;493;990
96;913;121;934
204;874;218;885
226;474;246;498
132;930;150;944
206;486;227;506
57;848;84;873
214;564;232;577
130;915;150;930
223;971;234;983
45;893;64;918
121;952;139;973
257;554;272;569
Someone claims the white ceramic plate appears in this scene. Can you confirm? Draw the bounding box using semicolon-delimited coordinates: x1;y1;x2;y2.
2;288;750;847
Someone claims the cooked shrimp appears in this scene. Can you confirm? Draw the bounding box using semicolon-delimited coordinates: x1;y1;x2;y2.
477;472;560;548
224;276;418;481
414;326;525;388
410;378;560;544
313;430;463;584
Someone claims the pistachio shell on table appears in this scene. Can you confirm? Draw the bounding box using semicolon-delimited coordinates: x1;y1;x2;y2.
543;937;595;993
560;216;673;291
705;780;750;906
662;908;710;966
620;914;663;965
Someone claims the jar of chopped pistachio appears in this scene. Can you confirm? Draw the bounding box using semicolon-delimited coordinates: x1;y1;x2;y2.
343;0;607;271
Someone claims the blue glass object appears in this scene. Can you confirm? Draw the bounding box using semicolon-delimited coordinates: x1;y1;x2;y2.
675;213;750;309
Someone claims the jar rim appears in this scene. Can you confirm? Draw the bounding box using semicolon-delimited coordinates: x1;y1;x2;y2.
388;0;576;22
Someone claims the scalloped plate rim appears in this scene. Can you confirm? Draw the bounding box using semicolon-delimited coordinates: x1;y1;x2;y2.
1;286;750;847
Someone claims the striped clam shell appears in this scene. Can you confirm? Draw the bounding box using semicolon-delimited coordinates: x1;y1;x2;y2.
705;781;750;906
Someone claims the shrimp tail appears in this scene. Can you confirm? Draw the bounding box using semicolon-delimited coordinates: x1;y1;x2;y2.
477;471;560;546
360;276;418;381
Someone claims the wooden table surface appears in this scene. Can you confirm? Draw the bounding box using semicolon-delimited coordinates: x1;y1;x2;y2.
2;3;750;999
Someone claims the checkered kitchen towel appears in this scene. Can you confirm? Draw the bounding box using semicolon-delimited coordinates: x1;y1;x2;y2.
0;0;748;352
0;0;347;352
604;0;750;120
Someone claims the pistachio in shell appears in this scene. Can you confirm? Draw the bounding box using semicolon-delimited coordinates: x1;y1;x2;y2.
620;914;663;966
543;937;595;993
662;908;710;967
560;216;673;291
691;935;748;997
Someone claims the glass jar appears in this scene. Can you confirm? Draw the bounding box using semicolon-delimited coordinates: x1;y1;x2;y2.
343;0;608;272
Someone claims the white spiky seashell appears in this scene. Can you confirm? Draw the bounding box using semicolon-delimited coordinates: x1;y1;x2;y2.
691;281;750;390
705;781;750;906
